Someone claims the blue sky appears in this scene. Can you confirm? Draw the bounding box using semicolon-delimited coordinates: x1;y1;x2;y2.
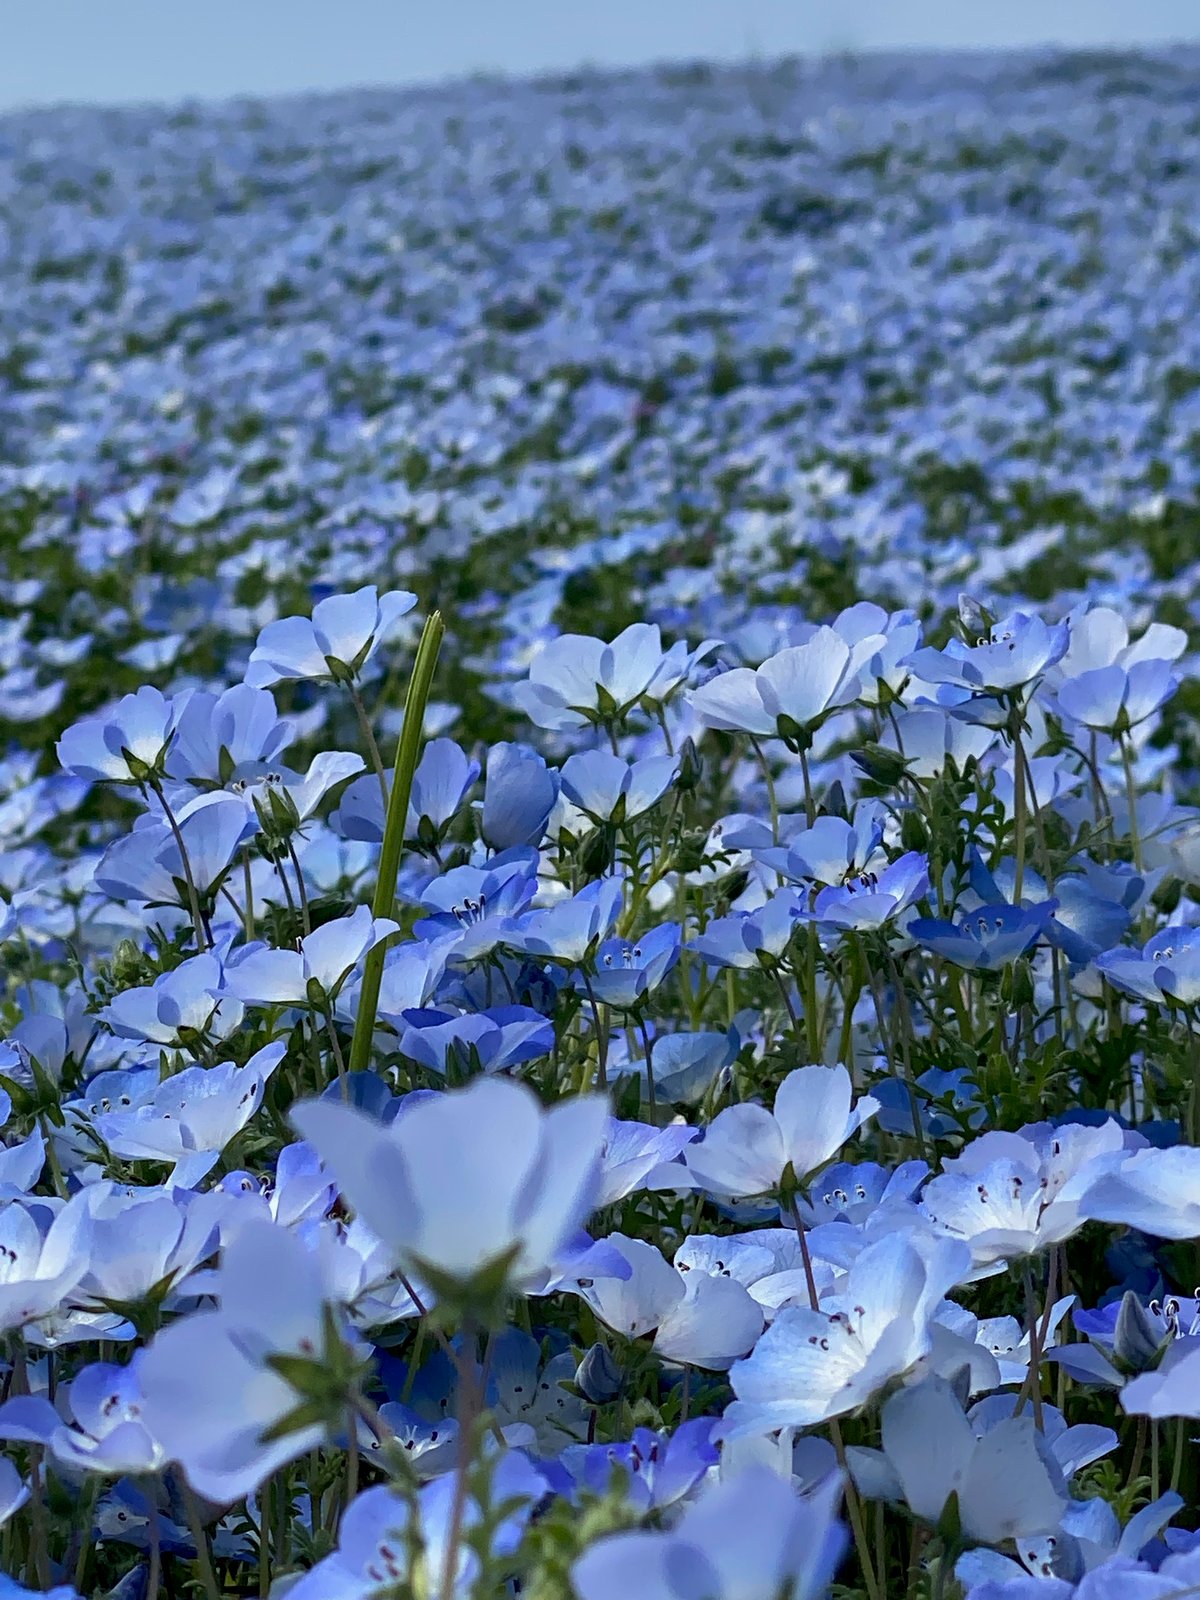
2;1;1197;110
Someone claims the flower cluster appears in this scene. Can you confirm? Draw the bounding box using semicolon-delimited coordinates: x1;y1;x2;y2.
1;43;1200;1600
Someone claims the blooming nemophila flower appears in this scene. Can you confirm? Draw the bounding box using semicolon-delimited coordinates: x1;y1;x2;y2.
1093;925;1200;1005
0;1354;165;1476
586;923;681;1008
0;1194;93;1335
75;1182;225;1307
89;1043;285;1188
721;1232;971;1434
921;1120;1127;1268
1056;604;1188;681
287;1449;547;1600
413;854;539;965
908;900;1058;971
57;685;180;784
511;876;624;964
687;889;808;970
594;1115;698;1206
561;1418;718;1511
878;704;998;779
572;1463;846;1600
100;949;244;1051
291;1075;608;1290
138;1220;358;1501
907;609;1070;697
847;1376;1067;1546
408;737;480;846
1082;1145;1200;1239
1057;659;1180;736
559;749;678;825
245;585;417;686
574;1232;763;1369
689;624;883;743
165;683;293;787
398;1004;554;1076
513;623;715;731
683;1063;879;1200
810;852;930;932
95;791;255;907
220;906;397;1007
756;808;887;887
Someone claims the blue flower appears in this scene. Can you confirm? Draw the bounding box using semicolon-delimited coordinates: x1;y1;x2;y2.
399;1004;554;1075
909;901;1058;971
560;749;678;825
480;742;558;850
245;585;417;686
586;923;681;1007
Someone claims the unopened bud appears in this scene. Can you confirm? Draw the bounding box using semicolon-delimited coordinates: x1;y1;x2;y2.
575;1343;623;1405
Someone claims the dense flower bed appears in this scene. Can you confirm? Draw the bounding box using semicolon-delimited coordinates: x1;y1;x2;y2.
1;43;1200;1600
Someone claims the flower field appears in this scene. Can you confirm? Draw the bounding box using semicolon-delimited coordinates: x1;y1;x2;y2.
2;43;1200;1599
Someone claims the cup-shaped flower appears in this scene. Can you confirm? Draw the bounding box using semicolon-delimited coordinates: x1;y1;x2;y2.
245;585;417;686
721;1233;971;1435
291;1076;607;1295
408;738;480;847
101;950;243;1050
480;742;559;850
138;1220;360;1501
574;1233;762;1370
1057;660;1179;735
587;924;681;1008
0;1194;93;1335
167;683;293;786
513;624;706;731
559;751;678;825
511;877;624;965
57;685;180;784
89;1043;284;1188
690;625;882;744
907;611;1069;696
684;1064;879;1200
848;1376;1066;1545
220;906;397;1007
398;1005;554;1076
572;1466;847;1600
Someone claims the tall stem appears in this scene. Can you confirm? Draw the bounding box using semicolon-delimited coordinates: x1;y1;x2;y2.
799;745;816;827
1010;722;1028;905
1121;735;1144;872
349;613;445;1080
150;778;210;950
348;683;389;808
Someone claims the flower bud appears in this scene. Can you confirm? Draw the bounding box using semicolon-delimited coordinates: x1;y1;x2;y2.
1113;1289;1167;1371
575;1342;623;1405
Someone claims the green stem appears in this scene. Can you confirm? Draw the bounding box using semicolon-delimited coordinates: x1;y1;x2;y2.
181;1481;221;1600
799;745;816;827
348;613;445;1080
1121;735;1144;872
1011;720;1028;905
349;682;390;808
150;777;210;951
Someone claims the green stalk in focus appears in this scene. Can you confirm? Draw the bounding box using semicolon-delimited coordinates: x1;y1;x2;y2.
347;610;445;1082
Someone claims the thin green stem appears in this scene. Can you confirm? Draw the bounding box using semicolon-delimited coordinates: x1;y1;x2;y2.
349;682;389;808
349;613;445;1080
1121;735;1144;872
181;1481;221;1600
